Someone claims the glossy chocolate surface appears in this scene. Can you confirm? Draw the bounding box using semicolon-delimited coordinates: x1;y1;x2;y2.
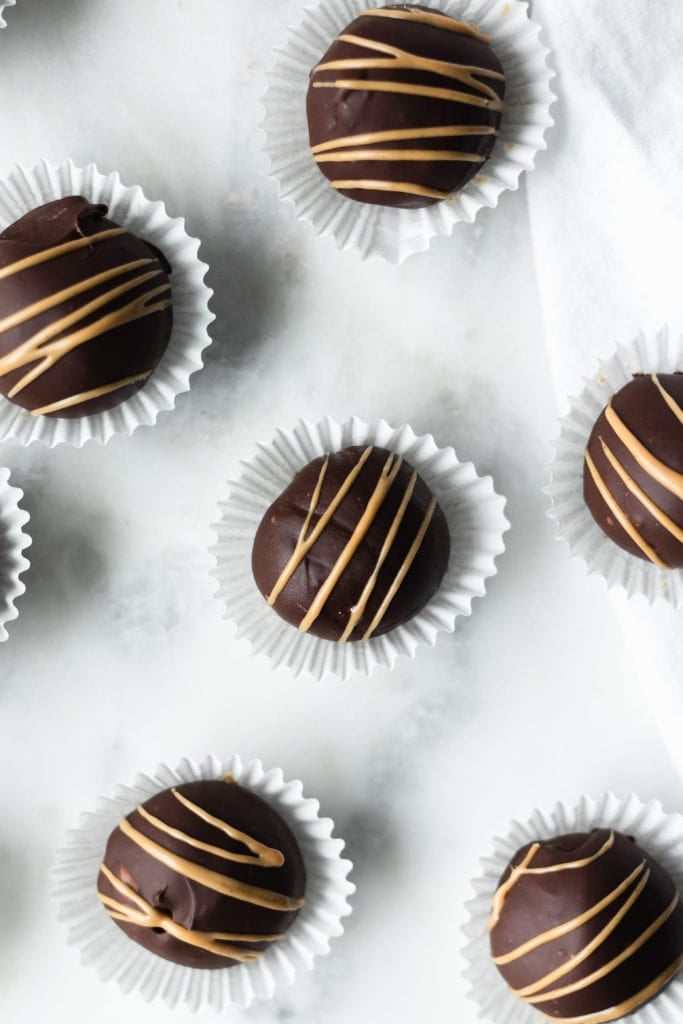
0;196;173;417
252;444;450;642
490;829;683;1023
306;4;505;208
583;373;683;569
97;779;306;969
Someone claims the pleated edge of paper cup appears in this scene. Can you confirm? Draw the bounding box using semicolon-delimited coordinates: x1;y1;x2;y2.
544;326;683;609
0;0;16;29
208;415;510;681
0;465;31;641
51;753;355;1012
460;791;683;1024
0;157;214;447
260;0;557;263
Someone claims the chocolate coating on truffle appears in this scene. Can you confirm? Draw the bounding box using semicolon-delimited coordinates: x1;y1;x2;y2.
97;779;306;969
583;374;683;569
0;196;172;417
306;4;505;208
251;444;450;642
489;829;683;1023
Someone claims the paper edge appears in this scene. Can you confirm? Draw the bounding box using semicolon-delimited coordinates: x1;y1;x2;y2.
0;467;32;641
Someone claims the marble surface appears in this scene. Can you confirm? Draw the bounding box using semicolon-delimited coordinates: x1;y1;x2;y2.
0;1;681;1022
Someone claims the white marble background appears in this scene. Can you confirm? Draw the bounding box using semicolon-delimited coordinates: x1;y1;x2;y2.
0;1;681;1022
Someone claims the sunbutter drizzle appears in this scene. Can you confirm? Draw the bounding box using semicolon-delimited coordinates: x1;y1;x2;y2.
546;954;683;1024
489;836;618;932
99;864;284;963
0;227;171;414
584;376;683;569
310;9;503;200
266;446;438;641
99;785;304;963
510;867;650;995
524;890;680;1005
30;372;151;417
604;399;683;501
490;832;683;1023
361;7;491;43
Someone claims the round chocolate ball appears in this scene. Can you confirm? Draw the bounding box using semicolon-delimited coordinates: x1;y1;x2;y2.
97;779;306;969
489;829;683;1023
306;3;505;208
251;444;450;642
583;373;683;569
0;195;173;417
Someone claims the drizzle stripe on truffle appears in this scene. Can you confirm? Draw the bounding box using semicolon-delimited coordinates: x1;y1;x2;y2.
298;450;404;633
599;441;683;544
524;890;680;1005
339;468;418;641
510;867;651;997
30;371;151;416
490;832;618;925
266;446;373;607
605;399;683;501
0;227;127;280
314;32;504;100
494;865;645;966
360;7;491;43
136;789;285;869
99;864;285;963
115;816;303;911
585;451;668;568
312;78;502;113
361;493;437;640
328;179;452;199
310;124;498;155
652;373;683;425
548;955;683;1024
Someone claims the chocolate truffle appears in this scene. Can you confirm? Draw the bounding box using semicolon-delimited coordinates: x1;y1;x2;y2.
97;779;306;969
489;829;683;1023
583;374;683;570
251;444;450;642
306;4;505;209
0;196;172;417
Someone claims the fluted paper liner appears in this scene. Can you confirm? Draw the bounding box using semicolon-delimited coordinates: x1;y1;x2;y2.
0;466;31;640
262;0;555;263
0;159;213;446
0;0;15;28
210;416;509;680
462;793;683;1024
546;327;683;608
53;753;354;1011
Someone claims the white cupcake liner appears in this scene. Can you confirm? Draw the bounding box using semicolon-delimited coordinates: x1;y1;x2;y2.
462;793;683;1024
546;327;683;608
210;415;509;680
0;466;30;640
0;158;213;446
262;0;555;263
52;753;354;1012
0;0;15;29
